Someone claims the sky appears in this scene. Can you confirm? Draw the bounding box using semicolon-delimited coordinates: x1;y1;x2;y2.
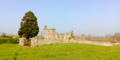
0;0;120;36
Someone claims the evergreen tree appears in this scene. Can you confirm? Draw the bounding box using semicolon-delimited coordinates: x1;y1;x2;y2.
18;11;39;39
71;30;74;38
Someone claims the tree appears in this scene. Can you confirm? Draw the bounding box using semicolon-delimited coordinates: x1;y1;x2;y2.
71;30;74;38
0;33;6;38
81;34;85;40
105;34;112;41
81;34;85;37
88;34;92;40
18;11;39;39
114;33;120;41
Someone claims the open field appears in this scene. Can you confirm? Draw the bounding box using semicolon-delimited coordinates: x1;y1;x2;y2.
0;43;120;60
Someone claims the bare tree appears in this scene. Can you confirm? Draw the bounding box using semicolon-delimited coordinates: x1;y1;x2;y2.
105;34;112;41
88;34;92;41
114;32;120;41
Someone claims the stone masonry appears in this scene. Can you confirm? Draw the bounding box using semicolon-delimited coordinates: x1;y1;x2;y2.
19;36;85;47
43;25;71;39
19;37;27;46
19;25;86;47
31;38;79;47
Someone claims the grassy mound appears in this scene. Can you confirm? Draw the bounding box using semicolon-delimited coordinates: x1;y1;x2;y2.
0;43;120;60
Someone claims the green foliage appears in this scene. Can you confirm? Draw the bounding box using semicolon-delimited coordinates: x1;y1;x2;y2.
18;11;39;39
26;40;31;46
0;38;19;44
54;38;58;40
71;30;74;38
81;34;85;37
1;43;120;60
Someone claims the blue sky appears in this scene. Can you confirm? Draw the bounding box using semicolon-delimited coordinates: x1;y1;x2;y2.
0;0;120;36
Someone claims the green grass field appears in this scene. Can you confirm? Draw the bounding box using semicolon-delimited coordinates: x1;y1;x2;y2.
0;43;120;60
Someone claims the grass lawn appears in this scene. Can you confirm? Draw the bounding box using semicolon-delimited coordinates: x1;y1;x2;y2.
0;43;120;60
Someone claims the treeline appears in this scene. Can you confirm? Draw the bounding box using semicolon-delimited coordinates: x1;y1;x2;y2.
0;38;19;44
0;33;19;44
86;32;120;43
106;32;120;43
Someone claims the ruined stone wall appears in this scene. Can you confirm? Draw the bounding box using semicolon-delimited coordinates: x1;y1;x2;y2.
19;37;85;47
31;38;81;47
59;34;63;39
43;29;55;39
19;37;27;46
31;38;38;47
43;25;71;39
63;34;71;39
54;34;59;39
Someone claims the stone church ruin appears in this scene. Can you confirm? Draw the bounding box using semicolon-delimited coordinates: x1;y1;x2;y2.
19;25;85;47
43;25;71;39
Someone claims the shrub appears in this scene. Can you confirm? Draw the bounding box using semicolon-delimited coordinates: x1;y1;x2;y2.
0;38;19;44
